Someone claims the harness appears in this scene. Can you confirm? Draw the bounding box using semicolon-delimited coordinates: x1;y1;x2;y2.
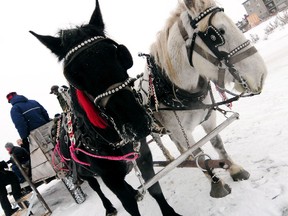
139;6;261;115
52;111;140;171
52;35;144;169
142;54;210;111
65;112;140;167
139;53;240;115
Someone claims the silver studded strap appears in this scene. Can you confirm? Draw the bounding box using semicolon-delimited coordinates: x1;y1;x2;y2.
65;36;105;61
94;77;136;105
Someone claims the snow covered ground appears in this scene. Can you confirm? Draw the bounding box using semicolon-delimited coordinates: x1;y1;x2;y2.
3;14;288;216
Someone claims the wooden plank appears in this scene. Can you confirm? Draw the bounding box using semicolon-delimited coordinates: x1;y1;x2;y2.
29;121;59;183
30;148;48;168
31;162;56;183
29;121;55;154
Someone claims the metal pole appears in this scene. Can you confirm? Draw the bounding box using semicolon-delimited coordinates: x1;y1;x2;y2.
11;155;52;215
139;112;239;191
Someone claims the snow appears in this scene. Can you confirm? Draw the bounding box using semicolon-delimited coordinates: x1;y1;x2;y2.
2;12;288;216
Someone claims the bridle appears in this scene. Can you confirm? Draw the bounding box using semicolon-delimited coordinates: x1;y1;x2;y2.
178;7;259;96
63;35;150;150
55;36;145;166
63;35;140;129
94;77;137;107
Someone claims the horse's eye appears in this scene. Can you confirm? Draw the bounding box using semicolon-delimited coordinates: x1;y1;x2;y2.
219;28;225;35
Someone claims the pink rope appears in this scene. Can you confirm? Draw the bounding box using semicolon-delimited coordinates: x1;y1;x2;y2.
216;85;232;108
69;144;91;166
69;144;139;167
76;147;139;161
69;140;139;166
66;110;139;167
52;141;70;171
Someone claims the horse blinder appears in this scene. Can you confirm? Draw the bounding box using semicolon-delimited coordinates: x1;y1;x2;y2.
198;25;225;48
197;8;227;60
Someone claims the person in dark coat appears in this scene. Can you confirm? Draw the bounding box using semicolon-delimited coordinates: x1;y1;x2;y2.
50;85;71;112
16;139;25;149
0;160;22;216
5;142;30;183
6;92;51;153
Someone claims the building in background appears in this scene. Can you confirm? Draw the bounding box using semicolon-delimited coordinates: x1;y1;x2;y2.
237;0;288;31
242;0;288;20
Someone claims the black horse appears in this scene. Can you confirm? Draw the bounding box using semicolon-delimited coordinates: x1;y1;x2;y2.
30;1;180;215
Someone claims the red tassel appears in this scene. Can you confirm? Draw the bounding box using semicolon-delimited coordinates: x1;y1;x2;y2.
76;89;108;129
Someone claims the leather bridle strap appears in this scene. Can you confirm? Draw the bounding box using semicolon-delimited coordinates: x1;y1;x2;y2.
228;46;258;65
193;43;219;66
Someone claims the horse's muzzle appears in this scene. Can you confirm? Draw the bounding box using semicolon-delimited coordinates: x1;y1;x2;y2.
120;114;152;142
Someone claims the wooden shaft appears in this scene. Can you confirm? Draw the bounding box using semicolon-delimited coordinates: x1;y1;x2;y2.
139;112;239;191
11;155;52;214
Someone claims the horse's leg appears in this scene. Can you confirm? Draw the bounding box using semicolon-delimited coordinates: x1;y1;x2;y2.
81;175;117;216
137;138;181;216
169;130;232;198
201;112;250;181
168;134;187;154
157;111;230;198
100;173;141;216
164;116;231;198
151;133;174;161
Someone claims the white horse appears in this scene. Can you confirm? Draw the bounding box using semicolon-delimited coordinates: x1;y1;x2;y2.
139;0;267;198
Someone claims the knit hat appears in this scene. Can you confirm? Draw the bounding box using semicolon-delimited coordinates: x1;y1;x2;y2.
5;142;14;149
50;85;59;94
6;92;17;103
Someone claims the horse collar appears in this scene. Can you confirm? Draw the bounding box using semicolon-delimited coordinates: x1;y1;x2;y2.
76;89;141;149
147;55;209;109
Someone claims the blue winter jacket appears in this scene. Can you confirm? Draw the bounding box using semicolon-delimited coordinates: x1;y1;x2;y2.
10;95;50;139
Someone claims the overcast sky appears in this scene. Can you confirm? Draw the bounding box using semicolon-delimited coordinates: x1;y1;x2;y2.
0;0;247;160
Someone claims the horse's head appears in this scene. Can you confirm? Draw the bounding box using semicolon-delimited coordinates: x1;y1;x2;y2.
183;0;267;95
30;0;151;142
153;0;267;96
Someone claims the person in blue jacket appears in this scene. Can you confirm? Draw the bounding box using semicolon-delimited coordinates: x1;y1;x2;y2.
6;92;51;153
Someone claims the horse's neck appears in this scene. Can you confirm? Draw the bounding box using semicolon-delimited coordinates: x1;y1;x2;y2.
167;12;202;93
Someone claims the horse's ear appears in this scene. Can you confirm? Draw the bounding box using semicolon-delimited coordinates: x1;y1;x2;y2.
184;0;194;9
89;0;105;31
117;44;133;70
29;31;63;58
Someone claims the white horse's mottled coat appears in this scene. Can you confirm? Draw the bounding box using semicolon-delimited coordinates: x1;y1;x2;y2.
140;0;268;197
